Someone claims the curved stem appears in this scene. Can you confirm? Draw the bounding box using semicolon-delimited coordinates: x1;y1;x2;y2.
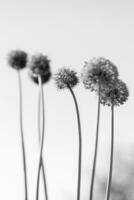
105;104;114;200
17;70;28;200
89;84;101;200
38;90;48;200
68;85;82;200
36;75;45;200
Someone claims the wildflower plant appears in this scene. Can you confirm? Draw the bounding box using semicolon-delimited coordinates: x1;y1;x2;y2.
8;50;28;200
29;53;51;200
54;68;82;200
100;79;129;200
81;57;119;200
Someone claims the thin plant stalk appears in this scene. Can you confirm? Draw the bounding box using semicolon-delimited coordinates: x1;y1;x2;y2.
89;83;101;200
105;104;114;200
67;85;82;200
38;90;48;200
17;70;28;200
36;75;45;200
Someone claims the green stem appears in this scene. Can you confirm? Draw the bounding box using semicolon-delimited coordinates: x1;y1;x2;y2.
38;90;48;200
105;104;114;200
17;70;28;200
36;75;45;200
89;84;101;200
68;85;82;200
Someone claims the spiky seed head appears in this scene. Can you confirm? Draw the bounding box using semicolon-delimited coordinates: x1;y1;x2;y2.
81;57;119;92
29;53;51;84
100;79;129;106
54;68;79;89
8;50;28;70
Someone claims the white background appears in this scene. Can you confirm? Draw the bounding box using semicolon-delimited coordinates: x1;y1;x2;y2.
0;0;133;199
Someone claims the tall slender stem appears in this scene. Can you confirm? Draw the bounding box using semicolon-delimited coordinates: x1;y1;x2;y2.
89;84;101;200
38;90;48;200
36;75;45;200
105;104;114;200
68;85;82;200
17;70;28;200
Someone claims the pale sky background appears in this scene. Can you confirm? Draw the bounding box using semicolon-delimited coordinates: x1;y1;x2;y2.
0;0;133;199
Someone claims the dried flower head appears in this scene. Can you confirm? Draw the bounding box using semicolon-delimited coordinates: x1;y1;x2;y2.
29;53;51;84
8;50;28;70
81;57;119;92
100;79;129;106
54;68;79;89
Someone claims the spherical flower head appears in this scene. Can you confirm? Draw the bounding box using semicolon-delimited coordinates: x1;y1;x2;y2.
81;57;119;92
100;79;129;106
8;50;28;70
29;53;51;84
54;68;79;89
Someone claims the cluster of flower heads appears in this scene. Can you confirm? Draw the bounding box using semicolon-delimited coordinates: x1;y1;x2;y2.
7;50;129;106
54;68;79;89
8;50;51;85
81;57;129;106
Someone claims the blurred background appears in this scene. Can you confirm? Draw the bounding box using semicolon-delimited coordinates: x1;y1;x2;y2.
0;0;133;199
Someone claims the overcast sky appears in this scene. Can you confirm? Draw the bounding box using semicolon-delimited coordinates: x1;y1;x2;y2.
0;0;133;200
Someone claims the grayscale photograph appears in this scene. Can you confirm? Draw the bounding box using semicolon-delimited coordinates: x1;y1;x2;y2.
0;0;133;200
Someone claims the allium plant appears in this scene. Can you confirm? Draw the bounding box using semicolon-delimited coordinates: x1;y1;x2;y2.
29;53;51;200
8;50;28;200
81;57;119;200
100;79;129;200
54;68;82;200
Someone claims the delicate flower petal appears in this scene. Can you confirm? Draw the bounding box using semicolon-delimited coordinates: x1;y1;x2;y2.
54;68;79;89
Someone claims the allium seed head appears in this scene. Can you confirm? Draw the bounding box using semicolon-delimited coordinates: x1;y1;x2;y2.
29;53;51;84
8;50;28;70
54;68;79;89
81;57;119;92
100;79;129;106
